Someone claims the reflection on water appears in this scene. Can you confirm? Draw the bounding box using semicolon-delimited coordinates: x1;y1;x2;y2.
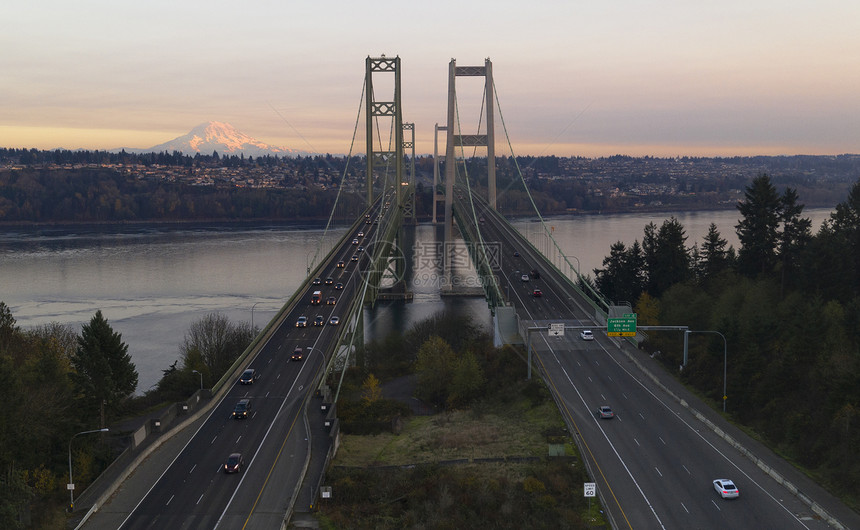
0;208;833;393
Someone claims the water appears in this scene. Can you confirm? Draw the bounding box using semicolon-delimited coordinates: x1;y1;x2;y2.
0;208;834;392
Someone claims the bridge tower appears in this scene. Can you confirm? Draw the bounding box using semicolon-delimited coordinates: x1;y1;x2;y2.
364;56;403;208
443;58;497;290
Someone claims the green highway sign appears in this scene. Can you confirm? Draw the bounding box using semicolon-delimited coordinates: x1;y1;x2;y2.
607;313;637;336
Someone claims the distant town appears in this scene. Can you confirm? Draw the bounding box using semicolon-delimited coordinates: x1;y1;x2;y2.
1;148;859;224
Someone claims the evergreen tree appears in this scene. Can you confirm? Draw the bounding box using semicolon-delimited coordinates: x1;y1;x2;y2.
736;174;782;277
698;223;732;282
778;187;812;294
646;217;691;297
70;310;138;428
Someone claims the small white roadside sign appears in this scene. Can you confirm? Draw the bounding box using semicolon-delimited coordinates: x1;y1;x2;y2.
584;482;596;497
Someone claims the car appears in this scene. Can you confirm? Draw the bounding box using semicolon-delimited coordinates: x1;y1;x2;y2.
314;315;325;327
291;347;304;361
239;368;257;385
357;231;364;237
533;289;542;297
352;238;359;245
232;398;251;419
357;246;364;252
580;330;594;341
335;282;343;290
521;274;530;282
351;254;359;262
530;269;541;279
336;260;345;268
713;479;739;499
312;277;321;285
326;296;336;305
295;316;308;328
224;453;244;473
329;316;340;325
325;277;334;285
598;405;614;419
513;251;520;257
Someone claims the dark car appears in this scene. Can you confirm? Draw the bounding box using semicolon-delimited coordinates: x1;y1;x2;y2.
337;260;345;268
239;368;257;385
291;347;304;361
325;277;334;285
224;453;244;473
335;282;343;290
513;251;520;257
351;254;359;262
233;399;251;419
530;269;541;279
312;277;322;285
313;315;325;327
326;296;336;305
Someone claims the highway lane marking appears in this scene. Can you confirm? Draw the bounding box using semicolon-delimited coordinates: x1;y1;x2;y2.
681;502;689;513
218;348;325;529
166;495;174;506
682;464;691;475
211;436;217;444
638;412;645;420
189;464;197;474
594;341;813;529
535;346;663;529
659;436;666;445
711;499;720;511
197;493;205;504
634;438;640;447
655;467;663;477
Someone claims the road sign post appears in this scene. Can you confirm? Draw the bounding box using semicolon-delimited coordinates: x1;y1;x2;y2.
549;323;564;337
607;313;637;337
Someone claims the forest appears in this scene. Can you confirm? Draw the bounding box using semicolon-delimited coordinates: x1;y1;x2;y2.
591;174;860;508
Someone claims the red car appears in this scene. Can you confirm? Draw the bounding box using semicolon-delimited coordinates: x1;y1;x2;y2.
533;289;542;297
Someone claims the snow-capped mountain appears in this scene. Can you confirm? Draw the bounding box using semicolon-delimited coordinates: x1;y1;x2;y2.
126;121;311;157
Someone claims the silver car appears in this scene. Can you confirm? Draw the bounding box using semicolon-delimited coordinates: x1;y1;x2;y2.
713;479;739;499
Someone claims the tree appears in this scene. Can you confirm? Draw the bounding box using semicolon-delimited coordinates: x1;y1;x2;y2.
736;174;781;277
414;336;456;407
645;217;691;297
777;187;812;294
697;223;732;282
594;241;646;304
361;373;382;406
180;313;255;382
448;352;485;408
70;310;138;428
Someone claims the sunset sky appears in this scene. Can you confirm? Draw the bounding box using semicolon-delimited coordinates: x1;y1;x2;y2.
2;1;858;157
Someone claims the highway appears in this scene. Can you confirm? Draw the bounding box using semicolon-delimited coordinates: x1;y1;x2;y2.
114;200;390;529
464;194;831;529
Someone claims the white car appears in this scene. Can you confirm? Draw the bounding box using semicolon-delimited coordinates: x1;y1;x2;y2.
713;479;739;499
598;405;614;419
521;274;529;282
580;330;594;341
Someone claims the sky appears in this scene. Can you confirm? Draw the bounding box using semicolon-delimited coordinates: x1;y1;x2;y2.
2;1;859;158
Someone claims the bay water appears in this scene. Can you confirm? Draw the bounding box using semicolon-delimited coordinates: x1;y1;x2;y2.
0;208;834;392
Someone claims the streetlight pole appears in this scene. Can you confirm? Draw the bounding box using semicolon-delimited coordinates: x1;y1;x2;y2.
68;428;108;511
251;302;260;331
192;370;203;390
685;330;728;413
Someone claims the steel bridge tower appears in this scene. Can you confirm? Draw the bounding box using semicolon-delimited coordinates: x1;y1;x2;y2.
365;56;403;208
443;58;497;289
